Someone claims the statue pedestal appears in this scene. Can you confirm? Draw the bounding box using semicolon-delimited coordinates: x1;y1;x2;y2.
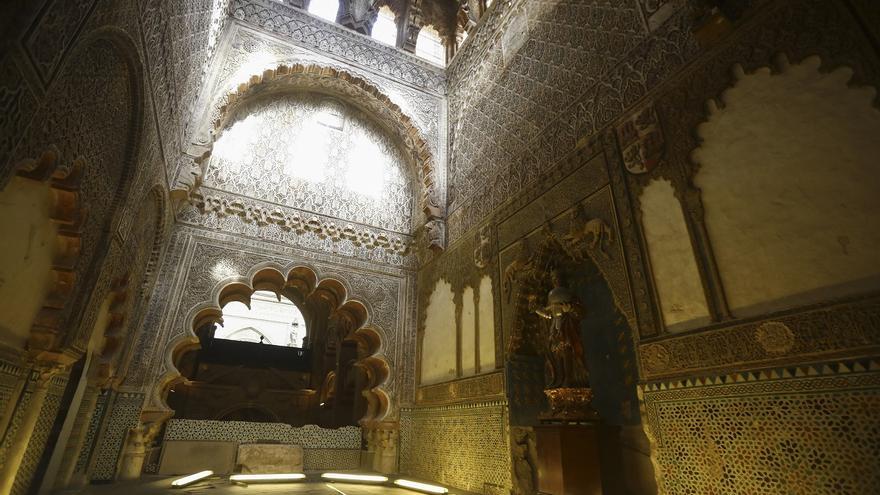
534;423;604;495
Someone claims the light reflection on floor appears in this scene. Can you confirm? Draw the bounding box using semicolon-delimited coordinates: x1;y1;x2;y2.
78;476;459;494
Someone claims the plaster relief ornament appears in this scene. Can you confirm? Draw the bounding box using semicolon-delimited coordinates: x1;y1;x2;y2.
424;218;446;253
616;103;665;174
563;209;613;260
474;224;492;269
755;321;795;355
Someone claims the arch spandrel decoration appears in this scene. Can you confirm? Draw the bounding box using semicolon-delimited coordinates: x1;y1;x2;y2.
175;63;446;250
145;264;393;424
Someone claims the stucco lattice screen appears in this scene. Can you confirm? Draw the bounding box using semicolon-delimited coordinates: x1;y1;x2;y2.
642;368;880;494
204;93;415;233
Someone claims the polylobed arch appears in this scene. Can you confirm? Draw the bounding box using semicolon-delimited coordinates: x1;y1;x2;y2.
153;264;393;424
205;63;443;223
2;25;147;358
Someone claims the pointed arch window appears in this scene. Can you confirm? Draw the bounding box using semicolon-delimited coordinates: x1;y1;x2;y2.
216;290;307;347
415;25;445;66
371;6;397;46
308;0;339;22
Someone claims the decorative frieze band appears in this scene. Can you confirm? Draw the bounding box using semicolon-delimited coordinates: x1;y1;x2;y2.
416;372;505;405
639;296;880;380
184;189;413;259
229;0;445;94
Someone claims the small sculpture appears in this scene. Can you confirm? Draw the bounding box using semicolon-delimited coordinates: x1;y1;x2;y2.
563;212;613;260
531;271;589;389
474;225;491;269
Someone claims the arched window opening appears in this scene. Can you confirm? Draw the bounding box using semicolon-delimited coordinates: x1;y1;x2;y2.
371;6;397;46
206;93;414;233
415;25;445;66
308;0;339;22
216;290;307;347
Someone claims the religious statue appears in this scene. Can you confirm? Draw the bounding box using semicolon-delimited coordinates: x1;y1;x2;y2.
531;271;589;389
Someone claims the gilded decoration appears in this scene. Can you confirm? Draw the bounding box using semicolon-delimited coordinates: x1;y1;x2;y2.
416;372;504;405
502;207;639;424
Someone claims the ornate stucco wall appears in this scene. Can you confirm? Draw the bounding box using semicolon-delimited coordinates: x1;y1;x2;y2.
422;0;880;493
1;0;879;493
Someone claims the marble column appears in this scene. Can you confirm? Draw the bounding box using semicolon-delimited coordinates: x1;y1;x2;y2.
0;366;60;495
53;384;100;489
117;422;161;480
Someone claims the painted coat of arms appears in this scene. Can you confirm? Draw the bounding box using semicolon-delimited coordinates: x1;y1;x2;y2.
616;104;665;175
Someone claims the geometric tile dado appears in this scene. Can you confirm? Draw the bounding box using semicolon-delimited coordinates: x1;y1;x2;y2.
641;363;880;494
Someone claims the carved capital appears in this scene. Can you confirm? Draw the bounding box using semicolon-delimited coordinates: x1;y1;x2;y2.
424;218;446;253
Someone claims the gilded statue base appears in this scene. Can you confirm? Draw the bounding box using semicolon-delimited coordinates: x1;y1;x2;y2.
540;387;599;422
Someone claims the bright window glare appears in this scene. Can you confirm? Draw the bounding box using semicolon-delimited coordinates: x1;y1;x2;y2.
372;7;397;46
217;291;306;347
227;51;275;91
416;25;445;65
212;114;261;172
285;120;330;183
347;134;387;199
308;0;338;22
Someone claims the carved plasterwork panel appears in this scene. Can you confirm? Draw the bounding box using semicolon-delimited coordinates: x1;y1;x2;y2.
141;0;230;177
203;93;415;232
195;23;443;153
180;188;413;266
416;372;504;406
448;0;690;239
639;296;880;380
23;0;98;83
229;0;445;93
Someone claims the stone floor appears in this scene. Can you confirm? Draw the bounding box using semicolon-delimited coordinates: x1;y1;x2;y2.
78;476;461;494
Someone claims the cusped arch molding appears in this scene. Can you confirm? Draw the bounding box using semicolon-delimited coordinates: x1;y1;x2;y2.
154;264;393;423
193;63;444;223
8;148;86;355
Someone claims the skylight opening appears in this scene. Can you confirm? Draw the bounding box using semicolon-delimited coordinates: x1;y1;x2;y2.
371;6;397;46
308;0;339;22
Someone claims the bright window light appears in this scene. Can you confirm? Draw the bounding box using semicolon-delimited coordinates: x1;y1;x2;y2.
171;470;213;488
308;0;338;22
229;473;307;483
415;25;445;66
346;133;388;200
285;120;330;183
212;114;261;172
371;6;397;46
321;473;389;483
217;290;307;347
227;51;275;91
394;479;449;494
